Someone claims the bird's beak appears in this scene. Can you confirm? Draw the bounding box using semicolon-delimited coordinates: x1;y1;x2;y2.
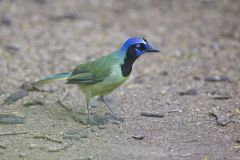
145;48;160;53
144;43;160;53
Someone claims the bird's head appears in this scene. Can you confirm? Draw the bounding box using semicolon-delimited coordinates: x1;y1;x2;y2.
120;37;159;56
118;37;159;76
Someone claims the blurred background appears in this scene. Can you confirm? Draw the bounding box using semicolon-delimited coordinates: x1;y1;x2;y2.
0;0;239;87
0;0;240;159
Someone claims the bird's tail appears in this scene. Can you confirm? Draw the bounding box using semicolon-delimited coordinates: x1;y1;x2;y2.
34;72;71;86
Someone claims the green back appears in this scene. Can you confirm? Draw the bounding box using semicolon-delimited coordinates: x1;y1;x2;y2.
67;53;119;85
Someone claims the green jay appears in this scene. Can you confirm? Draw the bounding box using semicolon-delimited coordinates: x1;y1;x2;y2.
35;37;159;129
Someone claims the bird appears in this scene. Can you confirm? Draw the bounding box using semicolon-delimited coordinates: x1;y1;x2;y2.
34;37;159;130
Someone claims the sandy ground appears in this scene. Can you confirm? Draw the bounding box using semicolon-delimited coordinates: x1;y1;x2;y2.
0;0;240;159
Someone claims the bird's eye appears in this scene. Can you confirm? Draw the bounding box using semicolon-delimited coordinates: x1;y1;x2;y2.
140;44;145;50
136;44;141;48
135;44;145;50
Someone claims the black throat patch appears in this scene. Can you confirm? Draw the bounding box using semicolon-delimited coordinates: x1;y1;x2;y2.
121;46;139;77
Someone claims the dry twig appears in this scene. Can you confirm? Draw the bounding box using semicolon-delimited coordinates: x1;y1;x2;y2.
48;143;73;152
0;131;28;136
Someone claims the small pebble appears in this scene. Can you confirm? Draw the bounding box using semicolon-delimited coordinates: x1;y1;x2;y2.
178;89;197;96
19;152;27;158
1;16;12;26
193;76;201;81
62;135;81;141
81;133;88;138
168;108;182;113
29;144;37;149
4;44;20;52
161;71;168;76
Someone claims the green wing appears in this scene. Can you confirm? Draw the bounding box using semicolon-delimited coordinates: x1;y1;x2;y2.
67;54;117;85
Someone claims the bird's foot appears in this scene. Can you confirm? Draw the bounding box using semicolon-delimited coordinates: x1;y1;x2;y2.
106;113;124;123
89;113;110;131
88;115;98;132
71;111;108;131
92;113;108;129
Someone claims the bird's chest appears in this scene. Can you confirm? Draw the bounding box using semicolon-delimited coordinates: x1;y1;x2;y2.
105;65;128;86
90;65;127;96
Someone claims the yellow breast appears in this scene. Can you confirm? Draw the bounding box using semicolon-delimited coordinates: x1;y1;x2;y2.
79;64;128;98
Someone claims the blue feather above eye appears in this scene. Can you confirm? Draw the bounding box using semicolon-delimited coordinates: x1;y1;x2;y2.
120;37;146;52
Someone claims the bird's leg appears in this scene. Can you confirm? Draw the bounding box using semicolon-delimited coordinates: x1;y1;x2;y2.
60;86;69;101
100;96;115;114
100;96;124;122
86;97;97;132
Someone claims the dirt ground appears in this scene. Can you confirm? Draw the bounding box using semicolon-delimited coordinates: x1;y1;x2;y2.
0;0;240;159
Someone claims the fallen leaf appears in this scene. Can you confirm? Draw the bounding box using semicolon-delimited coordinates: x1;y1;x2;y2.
3;89;28;105
204;76;231;82
0;114;25;124
209;108;230;126
178;89;197;96
141;112;165;118
132;134;145;140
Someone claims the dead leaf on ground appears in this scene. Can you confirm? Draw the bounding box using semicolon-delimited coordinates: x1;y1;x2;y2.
132;134;145;140
51;12;81;21
178;89;197;96
3;89;28;105
0;114;25;124
23;100;45;107
204;76;231;82
141;112;165;118
211;91;232;100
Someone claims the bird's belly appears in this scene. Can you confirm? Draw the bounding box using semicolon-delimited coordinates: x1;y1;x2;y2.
90;74;127;96
80;66;128;97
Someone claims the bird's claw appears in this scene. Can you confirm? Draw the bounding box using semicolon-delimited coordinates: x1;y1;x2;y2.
90;125;97;132
107;113;124;123
88;114;108;132
88;118;98;132
88;115;97;125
